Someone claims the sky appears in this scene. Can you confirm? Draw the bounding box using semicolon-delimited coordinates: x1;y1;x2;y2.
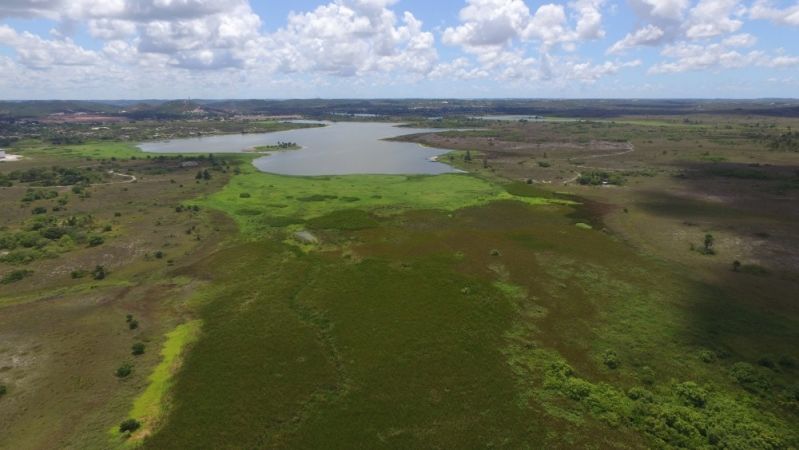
0;0;798;99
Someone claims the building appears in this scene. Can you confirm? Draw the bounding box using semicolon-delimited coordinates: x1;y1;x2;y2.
0;150;6;160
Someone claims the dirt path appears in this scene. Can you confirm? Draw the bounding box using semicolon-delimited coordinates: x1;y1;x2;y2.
1;170;138;190
557;142;635;185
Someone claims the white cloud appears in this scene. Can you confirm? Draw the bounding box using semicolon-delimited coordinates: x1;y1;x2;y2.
607;24;666;53
266;1;437;76
443;0;605;52
647;33;797;73
685;0;743;39
748;0;799;26
0;25;103;69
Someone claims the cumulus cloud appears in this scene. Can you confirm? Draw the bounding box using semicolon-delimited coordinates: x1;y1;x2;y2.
609;0;747;53
648;33;799;73
748;0;799;26
685;0;744;39
442;0;605;52
607;24;666;53
266;1;437;76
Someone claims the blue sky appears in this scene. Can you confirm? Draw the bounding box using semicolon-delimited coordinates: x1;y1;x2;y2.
0;0;798;99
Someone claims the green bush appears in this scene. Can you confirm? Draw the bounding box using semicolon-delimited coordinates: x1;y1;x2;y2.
730;362;770;392
602;350;620;369
675;382;708;408
87;235;104;247
239;192;251;198
0;384;7;397
119;418;141;433
131;343;146;356
70;269;88;279
92;265;107;280
115;363;133;378
1;269;33;285
698;350;716;363
129;319;139;330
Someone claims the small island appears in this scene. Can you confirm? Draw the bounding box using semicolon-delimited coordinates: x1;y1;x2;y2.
251;141;300;152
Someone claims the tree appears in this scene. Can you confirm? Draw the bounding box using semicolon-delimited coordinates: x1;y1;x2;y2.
732;260;742;272
464;150;472;162
119;419;141;434
704;233;715;252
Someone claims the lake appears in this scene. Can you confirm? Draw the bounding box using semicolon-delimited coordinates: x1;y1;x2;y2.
138;122;457;176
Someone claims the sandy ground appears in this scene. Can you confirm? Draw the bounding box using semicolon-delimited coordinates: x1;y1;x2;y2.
0;153;23;162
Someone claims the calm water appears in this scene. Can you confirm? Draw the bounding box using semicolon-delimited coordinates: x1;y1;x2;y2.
138;122;456;176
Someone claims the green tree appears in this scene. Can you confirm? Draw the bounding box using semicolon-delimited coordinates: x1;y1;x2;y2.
464;150;472;162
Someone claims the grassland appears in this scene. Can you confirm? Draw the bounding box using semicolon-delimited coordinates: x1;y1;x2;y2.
1;115;798;449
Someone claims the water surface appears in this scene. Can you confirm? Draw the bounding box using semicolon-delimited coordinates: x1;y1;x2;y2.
138;122;456;176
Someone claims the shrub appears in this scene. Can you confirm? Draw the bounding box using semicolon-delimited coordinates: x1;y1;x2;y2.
87;235;104;247
129;319;139;330
119;418;141;433
131;343;145;356
675;382;708;408
31;206;47;215
154;251;164;259
627;387;654;402
70;269;88;279
1;269;33;285
698;350;716;363
239;192;251;198
730;362;770;392
126;314;133;323
602;350;620;369
115;363;133;378
92;265;107;280
0;384;6;397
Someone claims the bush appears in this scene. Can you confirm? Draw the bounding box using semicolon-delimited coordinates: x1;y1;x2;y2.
92;265;107;280
1;269;33;285
675;382;708;408
730;362;770;392
602;350;620;369
698;350;716;363
115;363;133;378
87;235;104;247
239;192;251;198
131;343;145;356
119;418;141;433
70;269;88;279
31;206;47;215
0;384;6;397
129;319;139;330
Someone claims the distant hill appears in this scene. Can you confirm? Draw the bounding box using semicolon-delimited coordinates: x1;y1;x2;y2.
0;100;122;118
2;98;799;120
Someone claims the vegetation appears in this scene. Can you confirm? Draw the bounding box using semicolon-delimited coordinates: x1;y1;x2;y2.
2;107;798;449
115;363;133;378
1;269;33;284
119;419;141;434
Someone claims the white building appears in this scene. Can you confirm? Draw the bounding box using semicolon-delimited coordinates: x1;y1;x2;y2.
0;150;6;160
